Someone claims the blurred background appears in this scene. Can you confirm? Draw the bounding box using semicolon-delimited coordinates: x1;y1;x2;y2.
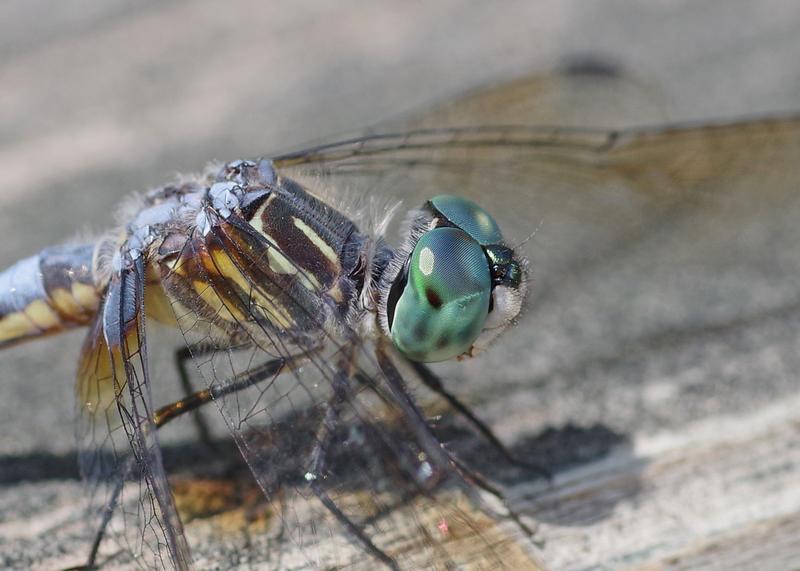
1;1;800;569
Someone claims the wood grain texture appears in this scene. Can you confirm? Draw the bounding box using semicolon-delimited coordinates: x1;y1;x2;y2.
1;1;800;570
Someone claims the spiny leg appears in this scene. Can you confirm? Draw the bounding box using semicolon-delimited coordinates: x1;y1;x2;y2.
305;353;400;571
174;345;217;449
409;360;552;482
69;354;296;571
376;346;536;540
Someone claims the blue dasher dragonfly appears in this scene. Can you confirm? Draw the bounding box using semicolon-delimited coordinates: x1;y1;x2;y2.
1;66;799;570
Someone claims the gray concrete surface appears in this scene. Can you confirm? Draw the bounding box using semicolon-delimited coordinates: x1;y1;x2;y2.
1;1;800;570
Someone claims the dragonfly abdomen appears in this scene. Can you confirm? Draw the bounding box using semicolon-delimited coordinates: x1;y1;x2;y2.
0;243;101;348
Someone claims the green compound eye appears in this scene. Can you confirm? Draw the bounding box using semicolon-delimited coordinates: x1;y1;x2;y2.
390;227;491;362
430;195;503;245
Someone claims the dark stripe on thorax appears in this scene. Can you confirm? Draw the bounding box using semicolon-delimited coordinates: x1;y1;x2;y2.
253;178;359;290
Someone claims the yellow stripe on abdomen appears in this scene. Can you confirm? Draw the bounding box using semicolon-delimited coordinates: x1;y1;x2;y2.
0;244;101;348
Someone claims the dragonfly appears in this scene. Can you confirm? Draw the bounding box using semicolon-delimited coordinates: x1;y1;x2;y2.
1;64;800;570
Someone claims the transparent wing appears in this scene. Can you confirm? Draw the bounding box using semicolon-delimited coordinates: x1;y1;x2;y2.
76;258;191;569
272;73;800;394
160;208;546;569
274;115;800;301
398;62;669;130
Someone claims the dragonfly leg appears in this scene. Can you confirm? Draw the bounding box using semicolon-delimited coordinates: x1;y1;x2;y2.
447;450;538;540
306;356;400;571
70;354;296;571
62;458;131;571
408;360;552;482
174;345;216;449
376;347;538;541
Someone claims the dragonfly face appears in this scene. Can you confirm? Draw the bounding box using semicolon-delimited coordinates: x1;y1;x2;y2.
382;195;525;362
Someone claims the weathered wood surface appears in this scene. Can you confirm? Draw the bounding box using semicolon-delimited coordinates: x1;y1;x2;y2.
2;1;800;570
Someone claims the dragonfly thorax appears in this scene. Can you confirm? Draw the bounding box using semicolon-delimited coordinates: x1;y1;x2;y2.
102;158;524;365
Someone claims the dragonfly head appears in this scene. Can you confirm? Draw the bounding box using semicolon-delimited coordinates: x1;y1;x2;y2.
381;195;526;363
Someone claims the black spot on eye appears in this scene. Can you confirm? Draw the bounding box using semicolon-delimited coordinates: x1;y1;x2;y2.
436;336;451;349
426;288;443;309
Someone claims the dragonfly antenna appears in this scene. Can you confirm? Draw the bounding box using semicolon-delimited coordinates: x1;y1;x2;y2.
515;218;544;249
